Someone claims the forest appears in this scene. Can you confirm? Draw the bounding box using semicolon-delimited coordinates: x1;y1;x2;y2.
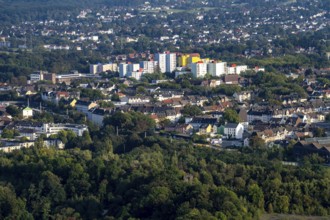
0;114;330;219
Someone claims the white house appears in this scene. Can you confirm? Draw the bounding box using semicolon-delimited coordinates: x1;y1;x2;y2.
22;107;33;118
89;108;111;127
75;100;98;114
233;91;252;102
224;123;244;139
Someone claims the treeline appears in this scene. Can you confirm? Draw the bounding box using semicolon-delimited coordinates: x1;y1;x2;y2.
0;50;105;83
0;116;330;219
0;0;149;24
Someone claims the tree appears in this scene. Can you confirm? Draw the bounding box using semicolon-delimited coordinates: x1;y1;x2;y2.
247;184;264;209
104;112;133;129
1;128;15;139
81;131;93;147
223;109;239;123
136;86;146;95
181;104;202;117
274;195;290;213
325;113;330;122
111;94;120;101
6;105;21;118
0;185;32;219
98;101;115;108
314;127;326;137
249;135;266;149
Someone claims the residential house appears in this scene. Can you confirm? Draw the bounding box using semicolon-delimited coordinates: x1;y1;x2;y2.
76;100;98;114
0;140;35;152
224;123;244;139
247;109;273;123
89;108;112;127
22;107;33;118
188;117;218;131
224;74;239;84
307;113;325;123
121;96;150;104
293;137;330;162
198;124;214;135
253;127;288;143
175;124;193;134
233;91;252;102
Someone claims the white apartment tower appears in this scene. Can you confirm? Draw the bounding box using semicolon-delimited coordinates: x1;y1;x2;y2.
140;61;158;74
166;53;177;73
119;63;128;77
119;63;140;78
207;62;227;77
155;52;177;73
191;62;207;78
90;64;98;74
127;63;140;73
155;53;166;73
90;63;118;74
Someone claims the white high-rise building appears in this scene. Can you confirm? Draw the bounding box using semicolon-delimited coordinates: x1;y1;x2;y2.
155;52;177;73
191;62;207;78
235;65;248;74
119;63;140;78
90;64;98;74
90;63;118;74
128;71;143;80
166;53;177;73
155;53;166;73
119;63;128;77
127;63;140;73
226;65;248;75
207;62;227;77
227;66;236;74
140;61;158;74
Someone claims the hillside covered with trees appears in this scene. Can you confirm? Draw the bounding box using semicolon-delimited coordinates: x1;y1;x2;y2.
1;132;330;219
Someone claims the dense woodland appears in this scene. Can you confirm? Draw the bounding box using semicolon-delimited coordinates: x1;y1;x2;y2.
1;129;330;219
1;112;330;219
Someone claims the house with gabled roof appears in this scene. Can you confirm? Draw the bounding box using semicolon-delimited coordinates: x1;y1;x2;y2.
293;137;330;162
223;123;244;139
76;100;98;114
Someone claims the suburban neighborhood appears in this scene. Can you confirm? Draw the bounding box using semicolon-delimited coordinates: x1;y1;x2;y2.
1;49;330;162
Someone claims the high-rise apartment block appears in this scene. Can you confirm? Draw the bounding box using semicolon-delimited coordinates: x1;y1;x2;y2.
191;62;207;78
166;53;177;73
155;52;177;73
207;62;227;77
140;61;158;74
90;63;118;74
119;63;140;78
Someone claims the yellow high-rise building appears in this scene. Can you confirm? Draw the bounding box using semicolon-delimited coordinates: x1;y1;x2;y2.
188;56;201;64
178;54;190;67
